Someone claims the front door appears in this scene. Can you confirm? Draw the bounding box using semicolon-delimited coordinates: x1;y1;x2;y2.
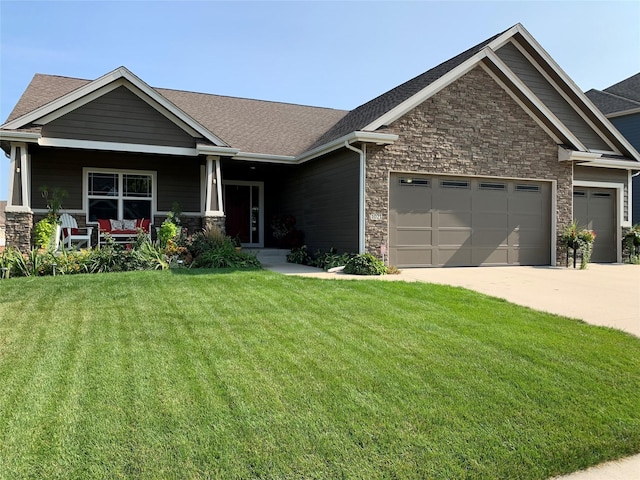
224;182;263;247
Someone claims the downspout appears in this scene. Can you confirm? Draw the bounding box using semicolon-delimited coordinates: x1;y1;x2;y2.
345;141;366;254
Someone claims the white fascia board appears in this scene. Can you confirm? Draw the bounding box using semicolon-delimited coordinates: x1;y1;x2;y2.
558;147;601;162
296;131;398;164
485;50;588;152
607;107;640;118
196;144;240;157
576;159;640;170
0;131;41;143
38;137;198;156
513;25;640;162
2;66;228;147
231;152;296;163
363;50;489;131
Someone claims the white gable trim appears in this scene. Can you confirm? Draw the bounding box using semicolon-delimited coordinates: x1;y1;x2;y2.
2;67;228;147
363;50;489;131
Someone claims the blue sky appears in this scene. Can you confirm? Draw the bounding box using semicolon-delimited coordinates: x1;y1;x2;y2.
1;0;639;200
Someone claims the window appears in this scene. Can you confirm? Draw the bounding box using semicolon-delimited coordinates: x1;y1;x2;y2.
479;182;505;190
441;180;469;189
517;184;541;193
87;171;153;221
400;178;430;186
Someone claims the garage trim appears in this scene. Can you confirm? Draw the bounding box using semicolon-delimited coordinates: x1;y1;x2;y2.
388;171;557;266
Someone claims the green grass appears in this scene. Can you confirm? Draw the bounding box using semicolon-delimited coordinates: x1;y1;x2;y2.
1;270;639;479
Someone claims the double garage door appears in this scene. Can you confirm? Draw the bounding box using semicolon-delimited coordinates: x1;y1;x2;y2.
389;174;551;267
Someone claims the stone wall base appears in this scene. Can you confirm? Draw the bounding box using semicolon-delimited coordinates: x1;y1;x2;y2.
5;211;33;252
203;216;226;235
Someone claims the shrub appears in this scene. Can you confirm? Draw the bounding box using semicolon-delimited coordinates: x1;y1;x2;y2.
193;237;261;269
287;246;313;265
34;217;58;250
343;253;387;276
313;248;355;271
158;220;179;248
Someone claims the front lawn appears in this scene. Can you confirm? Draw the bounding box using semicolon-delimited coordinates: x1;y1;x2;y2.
1;270;639;479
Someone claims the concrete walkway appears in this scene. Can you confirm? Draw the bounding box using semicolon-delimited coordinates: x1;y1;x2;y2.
264;262;640;479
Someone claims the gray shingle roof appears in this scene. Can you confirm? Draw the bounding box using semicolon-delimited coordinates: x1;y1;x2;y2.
604;73;640;103
586;73;640;116
585;89;640;115
307;28;508;150
3;26;510;156
4;74;347;157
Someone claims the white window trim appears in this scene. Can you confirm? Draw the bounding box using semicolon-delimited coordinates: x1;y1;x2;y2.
83;167;157;222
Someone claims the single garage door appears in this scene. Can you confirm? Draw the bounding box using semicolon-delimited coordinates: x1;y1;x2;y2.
573;188;616;263
389;174;551;267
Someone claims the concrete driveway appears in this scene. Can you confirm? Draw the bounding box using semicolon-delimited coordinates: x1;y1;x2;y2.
269;263;640;337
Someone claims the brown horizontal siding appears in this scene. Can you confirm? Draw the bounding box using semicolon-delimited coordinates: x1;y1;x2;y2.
42;86;197;148
29;147;203;213
280;149;359;253
496;42;610;151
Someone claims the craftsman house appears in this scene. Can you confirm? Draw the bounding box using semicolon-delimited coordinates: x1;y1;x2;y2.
2;23;639;267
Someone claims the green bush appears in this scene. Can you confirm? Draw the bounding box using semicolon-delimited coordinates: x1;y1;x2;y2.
313;248;355;271
343;253;387;276
158;220;179;248
287;246;313;265
34;217;58;250
194;237;261;269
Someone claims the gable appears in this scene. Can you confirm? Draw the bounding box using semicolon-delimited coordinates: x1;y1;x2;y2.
495;41;610;151
41;86;198;148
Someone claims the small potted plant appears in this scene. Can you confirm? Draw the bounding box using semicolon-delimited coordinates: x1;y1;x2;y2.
624;224;640;261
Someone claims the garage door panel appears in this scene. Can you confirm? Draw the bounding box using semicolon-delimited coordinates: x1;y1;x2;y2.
397;212;432;228
438;212;472;228
394;248;433;266
573;189;616;263
396;229;432;246
472;247;509;265
389;174;551;267
473;212;508;228
438;248;472;266
438;229;471;245
473;229;509;247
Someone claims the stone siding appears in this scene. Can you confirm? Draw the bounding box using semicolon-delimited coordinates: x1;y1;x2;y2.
5;211;33;252
203;216;226;235
365;66;572;265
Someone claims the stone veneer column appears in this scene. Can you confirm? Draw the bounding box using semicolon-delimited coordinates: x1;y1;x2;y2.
5;211;33;252
364;66;573;266
203;216;226;235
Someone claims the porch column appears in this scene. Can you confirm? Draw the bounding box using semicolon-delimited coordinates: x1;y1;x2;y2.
204;155;226;234
6;142;33;251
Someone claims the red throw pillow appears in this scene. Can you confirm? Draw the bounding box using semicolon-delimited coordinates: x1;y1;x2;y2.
137;218;151;232
97;219;111;232
63;228;80;238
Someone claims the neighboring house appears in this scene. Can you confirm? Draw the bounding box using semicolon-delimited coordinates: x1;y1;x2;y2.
0;201;6;248
586;73;640;225
1;23;639;267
